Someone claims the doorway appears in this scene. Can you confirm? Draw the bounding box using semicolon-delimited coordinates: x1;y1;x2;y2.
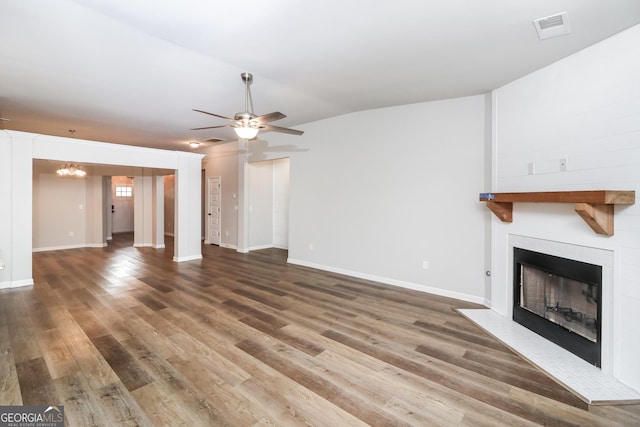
247;158;289;250
111;176;134;235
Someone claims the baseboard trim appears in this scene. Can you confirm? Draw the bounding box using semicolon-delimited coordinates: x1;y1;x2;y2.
0;279;34;289
286;258;486;306
33;243;106;252
248;244;274;251
173;254;203;262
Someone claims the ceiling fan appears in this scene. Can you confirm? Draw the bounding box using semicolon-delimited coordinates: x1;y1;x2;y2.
192;72;304;140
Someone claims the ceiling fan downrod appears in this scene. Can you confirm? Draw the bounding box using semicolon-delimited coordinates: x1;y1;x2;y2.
240;72;254;119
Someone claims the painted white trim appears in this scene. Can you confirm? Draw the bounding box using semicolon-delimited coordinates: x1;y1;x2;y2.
152;244;166;249
0;278;34;289
287;258;487;306
164;232;175;237
249;244;273;251
33;243;106;252
220;243;237;250
173;254;203;262
133;243;154;248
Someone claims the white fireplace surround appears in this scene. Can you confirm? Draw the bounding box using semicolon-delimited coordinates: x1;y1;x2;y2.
507;235;614;374
461;235;640;404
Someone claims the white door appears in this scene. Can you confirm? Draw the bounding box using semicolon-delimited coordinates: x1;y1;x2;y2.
207;176;221;245
112;178;134;233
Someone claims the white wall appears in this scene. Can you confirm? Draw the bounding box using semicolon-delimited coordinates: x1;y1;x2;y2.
273;158;290;249
279;96;487;303
164;174;175;236
491;24;640;391
33;163;88;250
0;130;33;288
248;161;274;250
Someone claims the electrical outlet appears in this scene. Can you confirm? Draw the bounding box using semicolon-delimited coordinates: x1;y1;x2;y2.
560;158;568;171
422;261;429;270
69;231;74;237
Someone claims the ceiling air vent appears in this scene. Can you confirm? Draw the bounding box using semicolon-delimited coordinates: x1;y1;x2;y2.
533;12;570;40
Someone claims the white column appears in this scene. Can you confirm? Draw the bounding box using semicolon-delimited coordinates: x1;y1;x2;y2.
133;174;153;247
152;176;165;249
0;131;34;288
173;152;203;262
86;175;105;247
0;131;12;287
103;176;113;241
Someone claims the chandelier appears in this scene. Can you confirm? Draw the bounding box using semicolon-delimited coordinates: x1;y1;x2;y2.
56;163;86;177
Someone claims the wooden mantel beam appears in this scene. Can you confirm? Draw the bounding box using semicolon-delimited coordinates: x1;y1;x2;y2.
479;190;635;236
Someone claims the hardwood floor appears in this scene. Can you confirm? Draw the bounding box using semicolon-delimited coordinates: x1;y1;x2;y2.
2;233;640;426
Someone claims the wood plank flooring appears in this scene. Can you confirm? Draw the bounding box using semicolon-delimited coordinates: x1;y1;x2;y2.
2;233;640;426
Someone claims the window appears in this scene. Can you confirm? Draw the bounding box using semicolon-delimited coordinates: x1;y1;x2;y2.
115;186;132;197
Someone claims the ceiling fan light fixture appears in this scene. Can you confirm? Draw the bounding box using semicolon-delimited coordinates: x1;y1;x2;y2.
234;125;259;140
189;141;200;148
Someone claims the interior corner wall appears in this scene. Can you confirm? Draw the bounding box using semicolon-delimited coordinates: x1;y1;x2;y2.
32;162;88;251
163;174;175;236
273;158;290;249
280;95;487;303
491;24;640;391
248;161;274;250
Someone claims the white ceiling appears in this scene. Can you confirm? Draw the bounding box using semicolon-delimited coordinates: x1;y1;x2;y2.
1;0;639;151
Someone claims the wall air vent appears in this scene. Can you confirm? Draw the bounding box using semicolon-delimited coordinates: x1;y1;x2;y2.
533;12;570;40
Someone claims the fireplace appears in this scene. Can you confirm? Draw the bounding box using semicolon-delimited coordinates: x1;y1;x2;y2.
513;248;602;367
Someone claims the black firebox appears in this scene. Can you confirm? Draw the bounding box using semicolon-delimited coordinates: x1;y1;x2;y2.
513;248;602;367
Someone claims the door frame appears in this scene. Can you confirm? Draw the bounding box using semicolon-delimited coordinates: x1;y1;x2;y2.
205;176;222;245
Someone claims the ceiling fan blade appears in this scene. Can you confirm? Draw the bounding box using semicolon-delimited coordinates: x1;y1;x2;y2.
206;137;226;142
190;124;233;130
260;124;304;135
193;109;234;121
0;118;9;121
253;111;286;124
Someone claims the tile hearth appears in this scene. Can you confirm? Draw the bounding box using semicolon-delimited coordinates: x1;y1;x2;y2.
459;308;640;405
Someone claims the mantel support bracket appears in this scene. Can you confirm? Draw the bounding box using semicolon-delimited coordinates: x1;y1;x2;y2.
486;201;513;223
574;203;614;236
